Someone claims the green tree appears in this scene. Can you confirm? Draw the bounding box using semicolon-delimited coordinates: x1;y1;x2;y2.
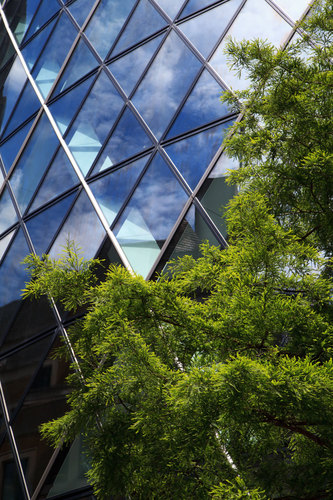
22;0;333;498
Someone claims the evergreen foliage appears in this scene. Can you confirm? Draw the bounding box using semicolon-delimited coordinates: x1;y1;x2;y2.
22;1;333;498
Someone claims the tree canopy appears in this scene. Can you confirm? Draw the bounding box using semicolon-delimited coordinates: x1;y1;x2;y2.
22;1;333;498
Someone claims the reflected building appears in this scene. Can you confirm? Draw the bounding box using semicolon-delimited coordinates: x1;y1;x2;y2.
0;0;312;498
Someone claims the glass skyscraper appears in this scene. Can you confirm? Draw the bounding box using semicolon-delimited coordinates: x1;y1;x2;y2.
0;0;312;498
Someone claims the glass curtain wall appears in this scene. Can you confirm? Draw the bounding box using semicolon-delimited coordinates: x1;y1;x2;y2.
0;0;312;498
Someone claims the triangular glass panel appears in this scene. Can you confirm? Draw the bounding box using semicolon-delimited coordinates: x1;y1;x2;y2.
0;56;27;135
52;39;98;96
84;0;135;60
180;0;220;18
0;187;18;234
21;18;56;70
179;0;243;58
26;193;76;255
9;113;60;214
49;190;106;260
198;151;238;237
0;121;33;173
50;74;94;135
24;0;60;40
68;0;95;27
153;0;184;19
5;0;41;44
92;107;152;174
0;230;14;262
114;153;189;277
29;148;79;212
0;23;15;72
90;155;149;226
0;437;28;500
274;0;309;21
1;80;40;139
112;0;167;55
108;34;162;96
166;69;231;139
165;120;233;190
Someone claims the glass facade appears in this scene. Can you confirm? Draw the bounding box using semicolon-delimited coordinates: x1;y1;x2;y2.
0;0;311;498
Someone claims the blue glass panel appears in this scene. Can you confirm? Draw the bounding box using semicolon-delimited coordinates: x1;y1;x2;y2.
66;70;124;176
132;30;201;139
92;107;152;174
0;187;18;234
5;0;41;44
112;0;166;55
0;57;27;134
84;0;135;60
166;70;230;138
68;0;95;27
50;74;94;135
0;229;29;309
181;0;219;17
9;113;60;214
108;35;162;96
0;230;14;262
32;13;77;98
29;147;79;212
26;193;76;255
49;191;106;260
0;121;32;173
179;0;243;58
153;0;184;18
0;23;15;71
114;153;188;277
52;39;98;96
24;0;60;39
1;80;40;138
90;155;148;225
22;19;55;70
165;120;233;190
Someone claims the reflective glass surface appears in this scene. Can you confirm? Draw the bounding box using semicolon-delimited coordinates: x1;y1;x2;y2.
167;69;230;138
32;13;77;98
179;0;242;58
109;34;162;96
209;0;293;90
0;22;16;72
165;120;233;190
66;70;124;176
68;0;95;27
84;0;136;60
0;437;27;500
90;155;148;225
0;230;14;262
92;107;152;174
112;0;167;55
26;193;76;255
49;190;106;259
21;19;55;70
0;56;27;134
180;0;219;17
132;30;201;138
24;0;60;40
274;0;310;20
0;187;18;234
153;0;184;18
0;121;33;173
9;113;60;214
114;153;188;276
4;0;40;44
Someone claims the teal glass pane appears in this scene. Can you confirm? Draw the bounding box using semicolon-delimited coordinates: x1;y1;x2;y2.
108;34;162;96
68;0;95;27
84;0;135;60
66;71;124;176
114;153;188;277
1;79;40;139
0;187;17;234
26;193;76;255
32;13;77;98
132;30;201;139
24;0;60;39
50;74;94;135
0;121;33;173
29;148;79;212
52;39;98;96
154;0;184;18
90;155;148;225
49;191;106;260
166;69;230;139
92;107;152;174
181;0;219;17
0;57;27;134
198;151;238;236
21;19;55;70
5;0;41;44
165;120;233;190
112;0;167;55
9;113;60;214
179;0;243;58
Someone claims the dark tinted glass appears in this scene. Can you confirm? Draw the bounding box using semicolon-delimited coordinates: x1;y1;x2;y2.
5;0;41;44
